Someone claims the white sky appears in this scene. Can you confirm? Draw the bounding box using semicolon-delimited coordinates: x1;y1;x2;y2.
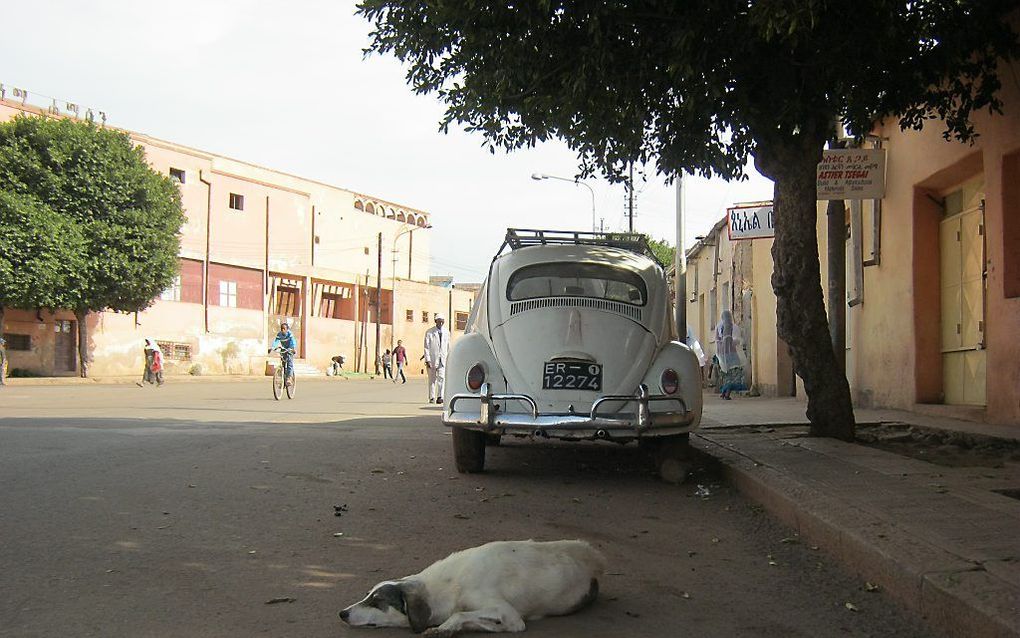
1;0;774;282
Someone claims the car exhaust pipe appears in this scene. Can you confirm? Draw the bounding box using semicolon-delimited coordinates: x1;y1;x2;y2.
533;429;547;438
595;429;608;439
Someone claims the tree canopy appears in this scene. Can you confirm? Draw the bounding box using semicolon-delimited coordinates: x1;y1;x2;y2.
359;1;1019;439
646;237;675;268
0;115;185;375
359;1;1018;182
0;190;86;311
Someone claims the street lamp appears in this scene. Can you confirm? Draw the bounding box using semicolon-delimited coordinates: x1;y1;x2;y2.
531;172;597;232
391;222;432;351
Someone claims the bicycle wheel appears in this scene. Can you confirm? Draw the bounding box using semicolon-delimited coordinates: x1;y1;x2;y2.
285;370;296;399
273;365;283;400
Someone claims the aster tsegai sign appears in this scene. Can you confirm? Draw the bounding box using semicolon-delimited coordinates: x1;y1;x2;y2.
816;148;887;200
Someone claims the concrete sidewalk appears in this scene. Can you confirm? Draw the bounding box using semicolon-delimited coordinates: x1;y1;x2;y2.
694;394;1020;638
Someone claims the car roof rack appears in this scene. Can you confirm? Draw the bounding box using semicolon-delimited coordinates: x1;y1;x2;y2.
498;228;665;266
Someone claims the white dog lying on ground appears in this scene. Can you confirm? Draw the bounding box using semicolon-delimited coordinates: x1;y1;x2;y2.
339;539;606;636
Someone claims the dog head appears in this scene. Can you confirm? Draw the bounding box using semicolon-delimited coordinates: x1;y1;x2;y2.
339;579;432;633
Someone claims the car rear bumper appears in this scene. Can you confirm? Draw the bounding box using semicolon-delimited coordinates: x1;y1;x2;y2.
443;382;697;441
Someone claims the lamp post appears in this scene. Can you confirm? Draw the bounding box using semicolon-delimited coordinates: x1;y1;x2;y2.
530;173;597;232
391;222;432;351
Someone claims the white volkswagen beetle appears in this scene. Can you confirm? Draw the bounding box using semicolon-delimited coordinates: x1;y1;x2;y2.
443;229;703;481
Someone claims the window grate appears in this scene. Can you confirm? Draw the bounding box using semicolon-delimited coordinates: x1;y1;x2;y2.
509;297;642;321
3;333;31;351
156;341;192;361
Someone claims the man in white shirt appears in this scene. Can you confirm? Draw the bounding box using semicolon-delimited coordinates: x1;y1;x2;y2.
423;314;451;403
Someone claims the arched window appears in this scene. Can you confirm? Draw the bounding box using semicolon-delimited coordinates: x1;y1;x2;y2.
365;202;375;214
417;217;427;227
397;212;406;222
354;200;364;211
407;213;418;225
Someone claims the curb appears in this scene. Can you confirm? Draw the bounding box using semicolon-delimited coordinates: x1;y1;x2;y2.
693;432;1020;638
0;374;404;387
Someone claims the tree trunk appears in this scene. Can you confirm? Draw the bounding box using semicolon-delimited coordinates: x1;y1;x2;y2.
756;135;856;441
75;308;89;378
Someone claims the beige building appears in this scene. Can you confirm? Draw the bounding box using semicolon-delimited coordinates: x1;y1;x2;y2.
0;98;476;378
686;72;1020;426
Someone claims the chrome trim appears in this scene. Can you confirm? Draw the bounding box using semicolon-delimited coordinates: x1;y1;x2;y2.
445;382;693;436
509;296;642;321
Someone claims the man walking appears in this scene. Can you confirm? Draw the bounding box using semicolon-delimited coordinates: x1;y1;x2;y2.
423;314;450;403
393;340;408;384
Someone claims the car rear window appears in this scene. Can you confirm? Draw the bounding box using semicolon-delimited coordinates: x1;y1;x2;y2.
506;262;647;306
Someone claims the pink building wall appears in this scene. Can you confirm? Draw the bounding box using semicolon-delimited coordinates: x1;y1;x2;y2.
0;98;462;378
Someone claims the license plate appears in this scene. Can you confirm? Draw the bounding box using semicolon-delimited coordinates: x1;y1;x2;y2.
542;361;602;391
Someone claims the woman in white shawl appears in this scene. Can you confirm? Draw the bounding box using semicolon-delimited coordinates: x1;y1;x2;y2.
714;310;745;399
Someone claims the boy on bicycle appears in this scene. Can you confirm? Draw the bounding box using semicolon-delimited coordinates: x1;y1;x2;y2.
269;322;297;386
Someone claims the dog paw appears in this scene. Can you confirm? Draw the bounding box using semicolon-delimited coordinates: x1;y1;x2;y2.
422;628;455;638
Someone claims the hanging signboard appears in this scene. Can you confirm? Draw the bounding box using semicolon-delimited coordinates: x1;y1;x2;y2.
727;203;774;240
817;148;887;200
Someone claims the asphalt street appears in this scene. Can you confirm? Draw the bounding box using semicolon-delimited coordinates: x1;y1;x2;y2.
0;379;933;637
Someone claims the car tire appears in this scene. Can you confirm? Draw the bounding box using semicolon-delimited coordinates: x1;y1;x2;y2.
645;433;692;485
453;427;487;473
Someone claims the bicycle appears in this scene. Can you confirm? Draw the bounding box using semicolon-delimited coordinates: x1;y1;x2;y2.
270;347;296;400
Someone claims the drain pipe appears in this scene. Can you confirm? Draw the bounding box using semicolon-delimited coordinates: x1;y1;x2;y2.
199;170;213;333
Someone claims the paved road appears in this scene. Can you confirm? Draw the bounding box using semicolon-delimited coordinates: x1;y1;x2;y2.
0;380;932;637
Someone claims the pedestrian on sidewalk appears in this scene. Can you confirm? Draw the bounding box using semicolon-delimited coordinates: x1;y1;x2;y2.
150;343;164;386
714;310;746;399
382;349;393;380
393;340;408;384
137;338;160;387
0;335;7;386
423;314;450;403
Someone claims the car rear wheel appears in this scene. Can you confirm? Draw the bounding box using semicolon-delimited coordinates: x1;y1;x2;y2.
453;427;487;473
643;433;692;484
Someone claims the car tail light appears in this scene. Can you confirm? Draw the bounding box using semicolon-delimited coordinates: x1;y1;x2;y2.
467;363;486;391
661;368;680;395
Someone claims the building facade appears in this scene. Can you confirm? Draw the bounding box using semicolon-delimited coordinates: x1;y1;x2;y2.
0;98;475;378
685;66;1020;426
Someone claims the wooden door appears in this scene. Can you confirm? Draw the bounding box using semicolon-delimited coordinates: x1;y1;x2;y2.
54;320;77;372
940;179;986;406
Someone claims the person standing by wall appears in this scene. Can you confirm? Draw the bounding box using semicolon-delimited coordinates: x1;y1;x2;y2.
423;314;450;403
331;354;346;376
0;335;7;386
714;310;746;399
393;340;408;384
382;349;393;380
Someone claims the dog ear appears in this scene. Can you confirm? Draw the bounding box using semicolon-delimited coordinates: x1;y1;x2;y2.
399;580;432;634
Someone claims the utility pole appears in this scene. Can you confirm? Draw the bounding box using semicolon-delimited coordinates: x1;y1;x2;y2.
627;163;635;232
374;232;382;376
675;174;686;340
827;139;847;371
